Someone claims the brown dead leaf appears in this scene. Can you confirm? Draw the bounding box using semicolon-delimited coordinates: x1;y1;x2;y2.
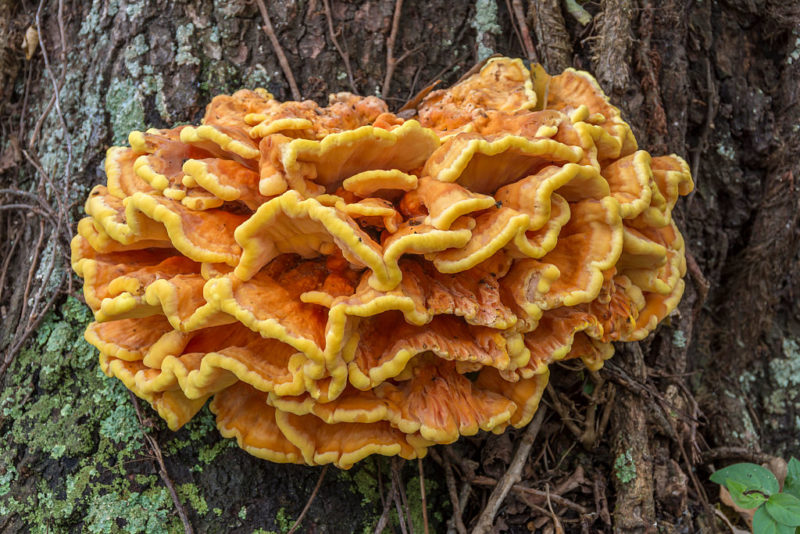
720;485;756;529
553;465;587;495
766;457;788;488
22;26;38;60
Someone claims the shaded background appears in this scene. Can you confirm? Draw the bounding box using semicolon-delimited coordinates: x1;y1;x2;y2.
0;0;799;532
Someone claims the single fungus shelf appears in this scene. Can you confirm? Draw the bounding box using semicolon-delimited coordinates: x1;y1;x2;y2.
72;57;693;469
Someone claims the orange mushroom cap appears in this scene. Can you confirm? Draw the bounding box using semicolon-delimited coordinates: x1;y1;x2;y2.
73;58;692;468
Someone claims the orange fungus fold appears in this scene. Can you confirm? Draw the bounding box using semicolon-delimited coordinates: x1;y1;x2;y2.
73;57;692;468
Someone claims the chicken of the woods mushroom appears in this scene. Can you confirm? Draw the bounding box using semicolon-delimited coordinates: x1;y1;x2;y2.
72;58;693;469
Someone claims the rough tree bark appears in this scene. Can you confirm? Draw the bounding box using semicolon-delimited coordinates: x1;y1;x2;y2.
1;0;798;532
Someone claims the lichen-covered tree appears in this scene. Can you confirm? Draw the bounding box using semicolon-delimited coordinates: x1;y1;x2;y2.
0;1;798;532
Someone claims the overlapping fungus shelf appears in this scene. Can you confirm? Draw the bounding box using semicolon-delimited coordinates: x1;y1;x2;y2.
72;58;693;468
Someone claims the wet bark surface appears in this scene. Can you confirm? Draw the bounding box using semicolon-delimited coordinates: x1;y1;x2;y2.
1;0;799;532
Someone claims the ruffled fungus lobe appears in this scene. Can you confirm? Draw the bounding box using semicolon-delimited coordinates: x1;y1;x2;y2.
73;58;693;468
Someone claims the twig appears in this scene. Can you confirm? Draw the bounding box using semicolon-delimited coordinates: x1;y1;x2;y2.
429;449;467;534
511;0;537;62
287;465;329;534
596;383;616;438
377;458;387;517
20;150;74;246
392;458;413;534
406;65;424;102
457;481;472;523
443;446;476;480
382;0;404;97
0;203;56;219
17;218;46;345
391;459;410;534
254;0;301;100
470;475;589;514
28;94;55;150
544;483;565;534
714;508;743;534
20;150;72;292
578;374;607;449
525;500;560;530
322;0;356;92
701;447;775;465
0;215;22;303
418;458;429;534
681;379;705;462
129;394;195;534
0;188;54;208
552;442;577;473
503;0;525;56
592;472;611;526
545;384;583;439
472;407;547;533
374;475;398;534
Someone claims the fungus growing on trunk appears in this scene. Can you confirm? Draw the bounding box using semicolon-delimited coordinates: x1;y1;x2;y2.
72;57;693;468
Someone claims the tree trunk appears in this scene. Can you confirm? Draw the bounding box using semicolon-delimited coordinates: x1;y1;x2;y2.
1;0;798;532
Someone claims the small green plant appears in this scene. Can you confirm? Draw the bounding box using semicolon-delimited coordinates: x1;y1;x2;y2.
711;457;800;533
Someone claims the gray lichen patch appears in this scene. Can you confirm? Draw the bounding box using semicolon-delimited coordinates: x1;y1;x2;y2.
106;78;146;144
175;23;201;67
124;34;150;78
773;338;800;389
761;338;800;449
470;0;501;61
243;64;273;91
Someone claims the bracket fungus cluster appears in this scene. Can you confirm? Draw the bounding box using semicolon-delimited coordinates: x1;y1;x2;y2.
72;58;693;468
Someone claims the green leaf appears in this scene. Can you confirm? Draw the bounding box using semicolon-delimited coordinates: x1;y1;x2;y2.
710;463;779;495
727;478;768;510
785;458;800;500
766;493;800;526
753;506;795;534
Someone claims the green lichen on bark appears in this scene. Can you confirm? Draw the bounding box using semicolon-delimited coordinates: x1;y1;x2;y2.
0;297;183;532
614;449;637;484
